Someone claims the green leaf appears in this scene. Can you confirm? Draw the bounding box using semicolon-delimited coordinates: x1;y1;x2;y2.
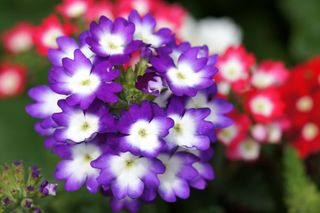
283;146;320;213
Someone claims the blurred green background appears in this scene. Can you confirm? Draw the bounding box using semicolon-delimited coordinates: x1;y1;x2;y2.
0;0;320;212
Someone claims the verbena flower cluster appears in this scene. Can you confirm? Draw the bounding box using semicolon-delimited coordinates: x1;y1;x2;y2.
26;11;233;212
215;45;288;161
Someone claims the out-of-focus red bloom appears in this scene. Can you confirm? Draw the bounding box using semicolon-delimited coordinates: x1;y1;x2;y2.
226;137;261;161
216;45;255;95
56;0;92;19
152;2;187;31
245;88;284;123
0;63;26;98
251;60;289;89
85;1;114;22
115;0;157;17
33;15;73;56
2;22;34;54
282;57;320;158
218;113;251;146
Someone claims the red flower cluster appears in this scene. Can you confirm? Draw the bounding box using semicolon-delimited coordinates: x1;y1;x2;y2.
281;57;320;158
216;45;289;161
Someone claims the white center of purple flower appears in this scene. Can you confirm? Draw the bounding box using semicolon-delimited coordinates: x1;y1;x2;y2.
127;120;162;153
99;34;125;55
69;70;100;95
69;143;101;177
165;114;197;147
167;63;201;87
66;111;99;143
109;152;149;193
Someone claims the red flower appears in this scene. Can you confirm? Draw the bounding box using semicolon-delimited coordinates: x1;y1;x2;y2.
251;60;289;89
56;0;92;19
152;2;187;31
2;22;34;54
245;88;284;123
115;0;157;18
216;45;255;94
33;15;73;55
0;63;26;98
85;1;114;22
282;57;320;158
218;113;251;146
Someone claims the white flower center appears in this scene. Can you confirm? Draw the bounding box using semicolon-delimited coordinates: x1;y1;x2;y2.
69;69;100;95
238;139;260;160
218;125;238;145
133;0;149;14
99;34;125;55
0;71;20;95
66;2;87;17
302;123;318;141
41;90;66;115
109;152;149;192
165;114;198;148
220;58;246;82
127;120;161;153
69;143;101;177
134;23;161;47
42;28;63;48
158;154;183;193
9;33;33;53
66;111;99;143
250;96;273;116
251;72;275;89
167;62;202;87
296;96;313;112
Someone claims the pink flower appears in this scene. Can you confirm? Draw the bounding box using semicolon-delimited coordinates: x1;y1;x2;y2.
56;0;92;19
216;45;255;94
0;63;26;99
85;1;114;23
245;88;284;123
2;22;34;54
251;60;289;89
33;15;74;55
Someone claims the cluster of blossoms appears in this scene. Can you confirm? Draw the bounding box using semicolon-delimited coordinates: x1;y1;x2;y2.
0;0;187;99
215;45;289;161
26;11;233;212
281;57;320;159
0;161;57;212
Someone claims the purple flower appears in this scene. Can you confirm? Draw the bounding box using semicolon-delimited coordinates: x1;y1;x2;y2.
55;143;101;193
39;180;58;196
180;148;215;190
48;33;95;67
165;97;214;150
151;47;217;96
109;196;141;213
49;49;122;109
87;16;141;64
129;10;173;48
91;151;164;199
117;101;174;157
52;100;115;143
26;85;65;119
31;166;40;179
185;86;233;129
135;71;164;95
157;152;198;202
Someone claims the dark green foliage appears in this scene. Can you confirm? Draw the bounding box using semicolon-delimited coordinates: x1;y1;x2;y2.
283;147;320;213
